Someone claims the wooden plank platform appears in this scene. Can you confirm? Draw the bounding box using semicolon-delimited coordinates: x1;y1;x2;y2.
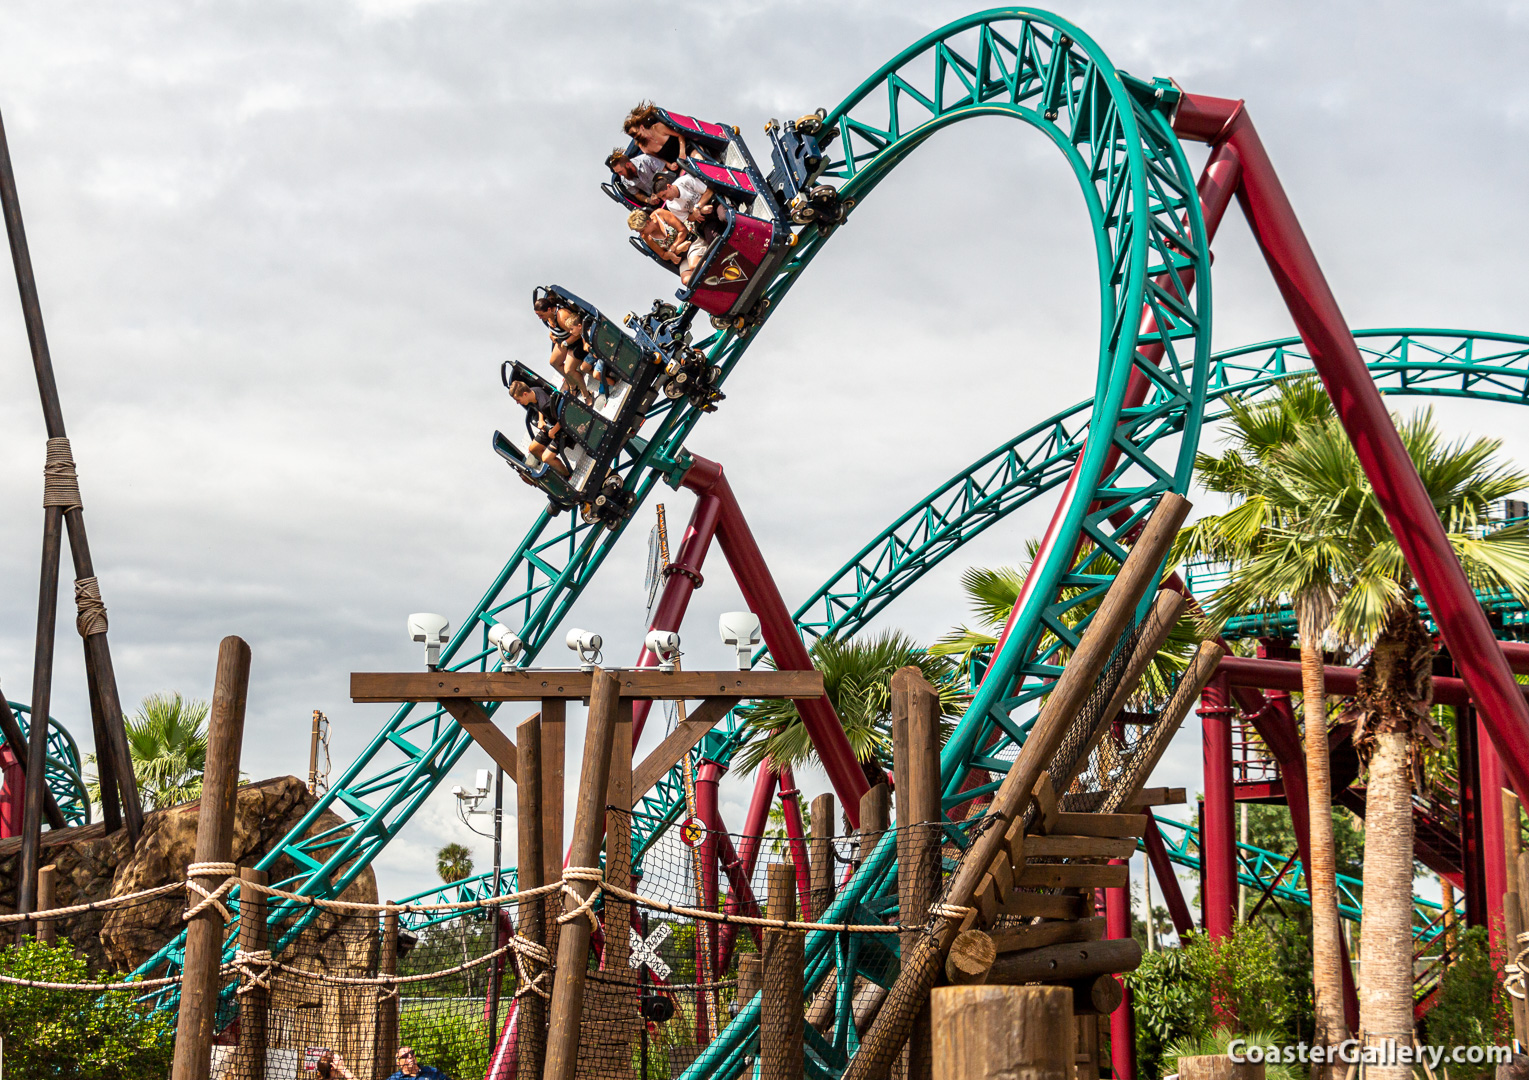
351;669;823;703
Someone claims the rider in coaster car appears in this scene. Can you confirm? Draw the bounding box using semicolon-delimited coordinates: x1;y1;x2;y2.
627;207;692;267
532;291;595;404
606;148;664;206
507;379;571;480
648;172;727;288
623;102;698;166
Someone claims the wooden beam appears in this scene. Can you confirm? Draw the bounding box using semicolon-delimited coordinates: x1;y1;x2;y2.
351;668;823;703
1128;786;1187;810
1049;812;1148;838
233;867;270;1080
1026;835;1140;860
932;985;1071;1080
986;937;1143;986
945;929;997;985
995;892;1086;921
1016;863;1129;890
631;696;739;798
990;916;1104;955
438;699;516;781
515;715;546;1080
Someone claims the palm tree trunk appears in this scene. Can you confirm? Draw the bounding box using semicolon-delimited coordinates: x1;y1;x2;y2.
1299;613;1351;1077
1357;729;1414;1080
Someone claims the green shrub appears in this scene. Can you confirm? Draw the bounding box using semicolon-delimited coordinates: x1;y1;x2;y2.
397;1002;490;1079
1422;924;1510;1074
0;938;175;1078
1125;925;1294;1080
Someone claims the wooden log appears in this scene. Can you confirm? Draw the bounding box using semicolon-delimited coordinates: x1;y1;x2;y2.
1076;1011;1100;1080
170;636;251;1080
604;699;635;971
233;867;270;1080
350;668;823;703
541;699;566;963
859;783;891;862
893;666;941;1080
1128;787;1187;810
987;937;1142;986
1026;835;1139;860
35;863;55;945
996;892;1086;921
990;917;1105;955
810;793;836;920
1069;974;1125;1016
1106;641;1225;812
544;669;622;1080
760;924;805;1080
767;861;796;922
375;909;399;1079
1031;772;1060;834
945;930;997;985
932;985;1071;1080
17;504;63;930
1016;863;1129;890
1049;813;1149;838
1507;791;1526;1045
516;714;547;1080
1178;1054;1265;1080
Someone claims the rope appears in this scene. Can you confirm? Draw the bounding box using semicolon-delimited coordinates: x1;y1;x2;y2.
0;880;184;923
511;934;553;1000
42;438;81;511
74;576;108;637
268;940;519;986
0;971;183;992
599;878;902;934
932;903;977;923
558;867;605;931
183;862;240;922
1508;931;1529;999
231;949;274;996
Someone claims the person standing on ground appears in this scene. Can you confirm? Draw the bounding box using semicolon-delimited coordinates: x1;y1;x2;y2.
385;1045;449;1080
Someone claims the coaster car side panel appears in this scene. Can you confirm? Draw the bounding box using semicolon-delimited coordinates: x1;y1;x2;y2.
658;110;731;152
682;208;778;319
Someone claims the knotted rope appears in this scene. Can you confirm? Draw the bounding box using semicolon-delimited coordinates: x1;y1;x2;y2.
558;867;605;931
1507;930;1529;999
931;903;978;925
183;862;240;922
232;949;274;996
42;437;81;511
74;576;108;637
511;934;553;1000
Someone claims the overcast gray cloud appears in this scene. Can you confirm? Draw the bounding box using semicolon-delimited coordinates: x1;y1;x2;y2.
0;1;1525;904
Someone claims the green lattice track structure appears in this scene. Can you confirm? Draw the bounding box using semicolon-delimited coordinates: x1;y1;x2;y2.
4;701;91;828
126;10;1528;1056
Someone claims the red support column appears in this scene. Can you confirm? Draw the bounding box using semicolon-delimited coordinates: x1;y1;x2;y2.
683;456;870;824
630;493;722;742
1201;676;1237;940
1143;817;1195;939
1106;858;1137;1080
1480;712;1508;950
718;765;777;967
777;766;813;920
1460;706;1489;928
696;758;725;984
0;742;22;838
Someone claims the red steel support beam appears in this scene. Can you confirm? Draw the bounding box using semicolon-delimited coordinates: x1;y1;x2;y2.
777;765;813;920
1200;676;1237;940
1174;92;1529;805
630;492;722;743
1478;712;1508;948
718;764;777;967
696;758;725;985
1218;654;1528;709
1142;816;1195;939
1106;859;1137;1080
683;456;869;824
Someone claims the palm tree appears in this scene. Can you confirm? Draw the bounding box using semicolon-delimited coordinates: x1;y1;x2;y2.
86;692;210;811
1175;379;1529;1067
1172;381;1358;1067
437;842;476;991
735;630;968;780
1264;404;1529;1068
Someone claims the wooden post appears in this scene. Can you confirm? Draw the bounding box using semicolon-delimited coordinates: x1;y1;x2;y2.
308;710;323;793
541;699;566;963
944;930;997;985
35;863;56;945
17;503;63;930
543;670;621;1080
170;636;251;1080
375;908;400;1079
810;792;836;920
931;985;1071;1080
1177;1055;1265;1080
234;867;270;1080
591;698;638;1070
517;715;547;1080
1505;791;1526;1045
859;783;890;867
738;954;762;1004
894;667;941;1080
761;862;804;1080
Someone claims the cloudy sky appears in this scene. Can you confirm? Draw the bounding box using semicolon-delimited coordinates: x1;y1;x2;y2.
0;1;1525;908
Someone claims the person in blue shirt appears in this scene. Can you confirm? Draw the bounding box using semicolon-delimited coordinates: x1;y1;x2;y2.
385;1046;449;1080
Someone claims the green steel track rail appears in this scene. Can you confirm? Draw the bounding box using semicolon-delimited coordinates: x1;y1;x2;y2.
136;5;1212;993
5;701;90;827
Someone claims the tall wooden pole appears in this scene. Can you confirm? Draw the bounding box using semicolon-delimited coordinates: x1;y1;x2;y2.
171;636;251;1080
234;867;270;1080
893;667;940;1080
761;862;804;1080
16;504;62;928
517;715;547;1080
0;105;141;843
543;670;621;1080
810;792;836;920
541;700;566;964
375;908;400;1078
